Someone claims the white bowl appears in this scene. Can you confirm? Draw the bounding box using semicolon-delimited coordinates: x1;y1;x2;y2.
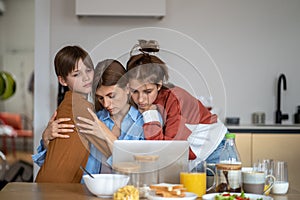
83;174;130;198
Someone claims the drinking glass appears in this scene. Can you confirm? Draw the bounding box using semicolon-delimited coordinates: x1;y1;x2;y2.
272;161;289;194
180;161;215;197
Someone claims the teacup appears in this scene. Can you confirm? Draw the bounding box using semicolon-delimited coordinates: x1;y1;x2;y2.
242;171;275;194
253;159;274;195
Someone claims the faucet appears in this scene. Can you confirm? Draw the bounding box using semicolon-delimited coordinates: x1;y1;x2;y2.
275;74;289;124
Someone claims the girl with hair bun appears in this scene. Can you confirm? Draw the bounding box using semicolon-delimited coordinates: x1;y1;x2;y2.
126;40;229;166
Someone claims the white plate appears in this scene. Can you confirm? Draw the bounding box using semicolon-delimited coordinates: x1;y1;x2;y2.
202;193;273;200
148;192;197;200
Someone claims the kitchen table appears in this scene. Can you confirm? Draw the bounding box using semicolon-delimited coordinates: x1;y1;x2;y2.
0;182;300;199
0;182;99;200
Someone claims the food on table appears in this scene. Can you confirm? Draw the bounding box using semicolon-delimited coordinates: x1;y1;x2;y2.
214;192;263;200
113;185;139;200
150;183;187;198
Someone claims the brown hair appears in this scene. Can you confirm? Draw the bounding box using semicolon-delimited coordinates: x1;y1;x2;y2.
92;59;127;111
54;45;94;79
126;53;172;88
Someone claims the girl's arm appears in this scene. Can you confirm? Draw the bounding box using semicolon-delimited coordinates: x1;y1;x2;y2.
141;107;164;140
157;96;198;160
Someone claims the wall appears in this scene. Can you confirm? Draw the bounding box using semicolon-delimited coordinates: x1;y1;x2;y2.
0;0;34;124
34;0;300;174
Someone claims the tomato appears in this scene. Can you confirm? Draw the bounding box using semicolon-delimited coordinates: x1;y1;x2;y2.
215;192;251;200
222;193;231;196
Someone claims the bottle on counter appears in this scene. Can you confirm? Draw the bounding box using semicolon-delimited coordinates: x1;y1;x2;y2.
216;133;242;193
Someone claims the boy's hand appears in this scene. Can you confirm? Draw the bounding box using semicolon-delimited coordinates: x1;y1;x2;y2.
42;111;74;148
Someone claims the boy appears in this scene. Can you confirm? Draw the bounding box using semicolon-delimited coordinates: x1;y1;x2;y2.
35;45;95;182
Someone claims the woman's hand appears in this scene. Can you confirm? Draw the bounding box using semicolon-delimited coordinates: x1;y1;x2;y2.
42;111;74;149
76;108;117;154
76;108;110;140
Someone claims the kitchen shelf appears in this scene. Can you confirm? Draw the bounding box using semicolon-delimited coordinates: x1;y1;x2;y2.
227;124;300;133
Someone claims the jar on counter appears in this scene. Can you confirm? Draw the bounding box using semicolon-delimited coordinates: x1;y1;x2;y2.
216;133;242;193
112;162;140;187
134;155;159;186
113;155;159;199
252;112;266;125
134;155;159;198
216;163;242;192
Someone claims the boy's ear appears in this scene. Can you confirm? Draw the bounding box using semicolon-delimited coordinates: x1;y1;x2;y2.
58;76;68;86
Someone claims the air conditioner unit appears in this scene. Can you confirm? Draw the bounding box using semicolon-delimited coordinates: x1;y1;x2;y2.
75;0;166;18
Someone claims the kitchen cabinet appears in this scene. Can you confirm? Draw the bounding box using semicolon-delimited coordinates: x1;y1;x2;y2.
252;134;300;188
235;133;252;167
234;133;300;188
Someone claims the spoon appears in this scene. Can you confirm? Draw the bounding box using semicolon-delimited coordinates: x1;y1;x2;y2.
223;170;231;191
80;166;94;179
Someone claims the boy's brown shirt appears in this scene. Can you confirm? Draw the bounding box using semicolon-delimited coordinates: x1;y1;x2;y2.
35;91;93;183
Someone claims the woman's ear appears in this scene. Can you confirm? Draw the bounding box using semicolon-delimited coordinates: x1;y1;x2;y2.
58;76;68;86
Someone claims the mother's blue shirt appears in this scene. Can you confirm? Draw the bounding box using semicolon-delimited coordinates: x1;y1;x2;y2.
85;106;145;174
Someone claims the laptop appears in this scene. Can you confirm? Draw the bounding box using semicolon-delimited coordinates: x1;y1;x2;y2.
112;140;189;183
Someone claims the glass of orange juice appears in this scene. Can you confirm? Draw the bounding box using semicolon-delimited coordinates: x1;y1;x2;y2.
180;160;215;197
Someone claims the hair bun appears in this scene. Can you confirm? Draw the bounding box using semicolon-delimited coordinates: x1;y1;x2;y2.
130;40;160;56
138;39;160;53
